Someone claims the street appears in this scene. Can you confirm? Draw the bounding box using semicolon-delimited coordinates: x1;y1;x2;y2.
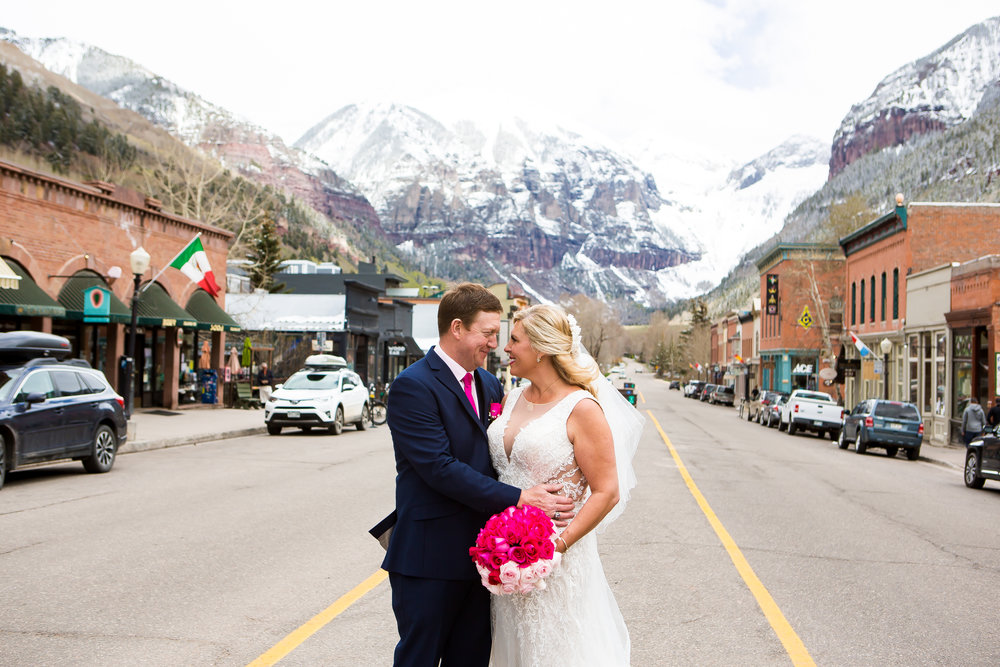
3;370;1000;666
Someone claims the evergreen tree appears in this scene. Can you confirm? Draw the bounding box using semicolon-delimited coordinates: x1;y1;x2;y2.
247;214;285;293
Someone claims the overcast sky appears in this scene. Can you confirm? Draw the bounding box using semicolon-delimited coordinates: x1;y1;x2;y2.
3;1;998;162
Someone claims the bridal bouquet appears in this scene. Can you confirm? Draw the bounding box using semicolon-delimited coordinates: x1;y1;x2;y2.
469;504;562;595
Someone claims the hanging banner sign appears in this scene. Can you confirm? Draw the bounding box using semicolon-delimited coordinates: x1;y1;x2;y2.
766;274;779;315
83;285;111;323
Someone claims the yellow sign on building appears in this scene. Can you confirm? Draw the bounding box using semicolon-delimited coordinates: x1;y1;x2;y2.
797;305;813;329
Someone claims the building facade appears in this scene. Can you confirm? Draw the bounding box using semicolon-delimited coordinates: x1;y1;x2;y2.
0;159;236;410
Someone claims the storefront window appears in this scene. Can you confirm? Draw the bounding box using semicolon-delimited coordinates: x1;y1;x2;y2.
953;332;973;417
935;359;946;416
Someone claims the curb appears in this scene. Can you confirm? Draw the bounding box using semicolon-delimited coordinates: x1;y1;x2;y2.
120;427;267;455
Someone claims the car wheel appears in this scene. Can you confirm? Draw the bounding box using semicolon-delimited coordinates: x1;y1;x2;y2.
267;423;282;435
778;419;786;431
356;403;371;431
855;432;867;454
885;446;898;458
82;424;117;474
829;429;839;442
965;449;986;488
329;406;344;435
787;422;797;436
838;428;849;449
906;446;920;461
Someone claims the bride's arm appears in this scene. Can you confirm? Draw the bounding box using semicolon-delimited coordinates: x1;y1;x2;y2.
556;398;619;553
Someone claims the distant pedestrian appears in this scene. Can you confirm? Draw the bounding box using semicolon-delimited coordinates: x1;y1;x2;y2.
987;397;1000;428
962;396;987;445
257;362;274;402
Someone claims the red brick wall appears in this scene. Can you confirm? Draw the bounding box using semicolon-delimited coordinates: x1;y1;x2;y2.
0;161;232;308
910;204;1000;275
844;233;908;336
760;254;845;353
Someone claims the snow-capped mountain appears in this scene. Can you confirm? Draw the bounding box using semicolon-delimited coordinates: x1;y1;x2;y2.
830;15;1000;176
0;27;382;241
296;103;706;307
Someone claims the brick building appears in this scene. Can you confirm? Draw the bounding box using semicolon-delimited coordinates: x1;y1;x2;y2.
0;159;236;410
757;244;845;396
840;199;1000;439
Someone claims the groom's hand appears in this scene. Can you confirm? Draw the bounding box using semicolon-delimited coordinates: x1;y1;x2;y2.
518;484;576;526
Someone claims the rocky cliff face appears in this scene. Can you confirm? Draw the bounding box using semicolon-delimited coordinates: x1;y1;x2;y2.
296;103;700;306
830;16;1000;177
0;29;384;245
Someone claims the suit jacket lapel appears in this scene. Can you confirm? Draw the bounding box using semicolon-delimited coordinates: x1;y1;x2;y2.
429;348;488;434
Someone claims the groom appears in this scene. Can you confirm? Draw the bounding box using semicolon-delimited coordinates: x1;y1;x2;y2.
383;283;575;667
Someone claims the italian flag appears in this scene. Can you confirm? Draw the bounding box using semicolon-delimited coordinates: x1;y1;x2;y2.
169;235;220;297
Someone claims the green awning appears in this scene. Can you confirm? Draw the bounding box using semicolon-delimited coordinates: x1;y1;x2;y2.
185;289;241;333
135;282;198;328
57;271;131;323
0;258;66;317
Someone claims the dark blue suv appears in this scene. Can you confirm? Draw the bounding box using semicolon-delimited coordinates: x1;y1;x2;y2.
837;399;923;460
0;332;127;490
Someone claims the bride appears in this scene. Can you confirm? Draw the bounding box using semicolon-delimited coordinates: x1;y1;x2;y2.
487;304;643;666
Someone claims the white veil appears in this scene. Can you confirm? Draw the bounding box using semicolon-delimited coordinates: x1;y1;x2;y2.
567;316;645;532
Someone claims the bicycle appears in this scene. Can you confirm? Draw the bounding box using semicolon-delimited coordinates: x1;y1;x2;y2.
369;384;387;426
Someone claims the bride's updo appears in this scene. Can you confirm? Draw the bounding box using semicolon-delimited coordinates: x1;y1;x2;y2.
513;304;600;397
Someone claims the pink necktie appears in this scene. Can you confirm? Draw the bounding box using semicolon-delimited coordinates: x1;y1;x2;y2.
462;372;479;416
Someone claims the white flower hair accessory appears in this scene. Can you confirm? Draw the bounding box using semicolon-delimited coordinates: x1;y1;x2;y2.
566;313;582;358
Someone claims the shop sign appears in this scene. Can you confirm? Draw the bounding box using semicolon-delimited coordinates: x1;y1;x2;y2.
792;363;814;375
83;286;110;323
797;305;813;330
388;345;406;357
766;274;779;315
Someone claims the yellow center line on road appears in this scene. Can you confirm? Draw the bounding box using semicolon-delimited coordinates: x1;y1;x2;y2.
647;411;816;667
247;569;388;667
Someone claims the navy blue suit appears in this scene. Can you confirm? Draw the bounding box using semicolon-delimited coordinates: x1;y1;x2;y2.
384;347;520;666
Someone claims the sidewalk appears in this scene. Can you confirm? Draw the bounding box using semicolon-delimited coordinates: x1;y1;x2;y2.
918;440;966;470
121;405;267;454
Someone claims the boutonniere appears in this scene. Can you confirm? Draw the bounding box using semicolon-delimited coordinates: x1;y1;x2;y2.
488;402;503;425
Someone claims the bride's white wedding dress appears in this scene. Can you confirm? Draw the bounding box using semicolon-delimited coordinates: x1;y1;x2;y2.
487;385;630;666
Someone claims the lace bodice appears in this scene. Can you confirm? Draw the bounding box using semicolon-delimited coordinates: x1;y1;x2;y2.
488;387;595;506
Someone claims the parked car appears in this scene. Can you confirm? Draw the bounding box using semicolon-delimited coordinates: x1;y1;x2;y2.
668;380;681;390
684;380;706;398
964;425;1000;488
763;394;789;428
780;389;841;439
264;366;371;435
699;384;718;402
0;331;126;490
748;390;783;423
710;385;735;406
838;399;923;460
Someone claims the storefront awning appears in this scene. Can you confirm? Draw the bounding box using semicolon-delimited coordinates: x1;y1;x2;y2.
0;258;66;317
57;272;131;323
0;257;21;289
185;289;242;333
135;281;198;328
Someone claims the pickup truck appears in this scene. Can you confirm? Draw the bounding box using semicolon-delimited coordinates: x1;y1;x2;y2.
779;389;842;440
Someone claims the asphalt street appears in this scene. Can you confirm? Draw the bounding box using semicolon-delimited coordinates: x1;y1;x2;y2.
2;367;998;666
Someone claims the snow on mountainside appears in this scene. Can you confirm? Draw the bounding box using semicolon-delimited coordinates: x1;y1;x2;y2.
830;15;1000;176
604;135;829;298
296;103;706;307
0;27;382;237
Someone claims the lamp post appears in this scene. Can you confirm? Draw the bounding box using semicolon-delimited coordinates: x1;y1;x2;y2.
125;247;150;418
880;337;893;400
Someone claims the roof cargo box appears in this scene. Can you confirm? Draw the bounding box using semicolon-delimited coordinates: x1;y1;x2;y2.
0;331;72;361
303;354;347;369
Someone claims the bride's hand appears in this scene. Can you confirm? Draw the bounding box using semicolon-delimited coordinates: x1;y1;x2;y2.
517;483;575;526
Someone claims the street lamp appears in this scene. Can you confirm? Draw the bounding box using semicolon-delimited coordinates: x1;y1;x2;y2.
125;247;150;418
880;337;893;400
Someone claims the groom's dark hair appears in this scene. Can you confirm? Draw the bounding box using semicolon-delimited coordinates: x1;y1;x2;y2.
438;283;503;334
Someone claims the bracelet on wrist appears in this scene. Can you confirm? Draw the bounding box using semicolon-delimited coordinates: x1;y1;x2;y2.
557;535;569;550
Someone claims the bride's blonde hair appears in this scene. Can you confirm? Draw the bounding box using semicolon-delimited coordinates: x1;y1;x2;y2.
513;304;600;397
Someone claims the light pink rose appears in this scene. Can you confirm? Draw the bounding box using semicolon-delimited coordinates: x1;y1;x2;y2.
519;583;535;594
520;567;539;586
533;559;553;578
499;561;520;585
501;582;518;594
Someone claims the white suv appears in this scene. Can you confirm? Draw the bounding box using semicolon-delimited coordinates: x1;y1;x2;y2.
264;367;370;435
